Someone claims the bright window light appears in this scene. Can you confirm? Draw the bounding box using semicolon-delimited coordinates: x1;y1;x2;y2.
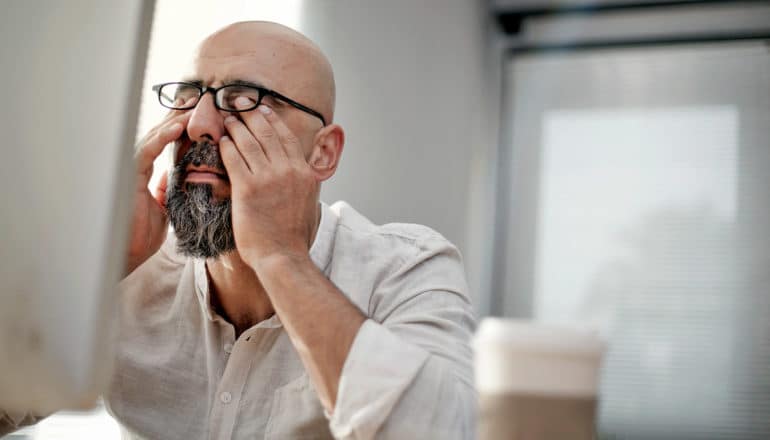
534;106;738;330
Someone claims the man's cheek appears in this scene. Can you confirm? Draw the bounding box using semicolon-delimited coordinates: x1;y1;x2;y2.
173;137;192;163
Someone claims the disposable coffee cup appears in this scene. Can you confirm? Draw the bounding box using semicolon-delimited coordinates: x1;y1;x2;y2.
473;318;605;440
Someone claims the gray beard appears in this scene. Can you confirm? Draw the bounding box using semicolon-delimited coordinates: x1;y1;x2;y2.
166;141;236;259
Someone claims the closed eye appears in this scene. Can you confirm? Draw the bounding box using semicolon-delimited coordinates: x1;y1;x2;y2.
261;94;286;108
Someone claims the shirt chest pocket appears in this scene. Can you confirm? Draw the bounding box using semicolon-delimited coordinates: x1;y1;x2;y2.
264;374;333;440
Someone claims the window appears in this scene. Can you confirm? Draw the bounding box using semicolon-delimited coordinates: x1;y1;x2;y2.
496;42;770;438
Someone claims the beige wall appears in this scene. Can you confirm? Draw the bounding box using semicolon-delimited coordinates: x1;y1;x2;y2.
302;1;499;310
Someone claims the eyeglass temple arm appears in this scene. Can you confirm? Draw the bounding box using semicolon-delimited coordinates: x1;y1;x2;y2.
269;91;326;126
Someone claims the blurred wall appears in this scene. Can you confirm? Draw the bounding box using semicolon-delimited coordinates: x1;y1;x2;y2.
302;0;499;309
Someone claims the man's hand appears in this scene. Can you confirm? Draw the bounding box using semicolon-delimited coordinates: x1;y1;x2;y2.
220;98;364;412
219;98;320;270
125;109;191;276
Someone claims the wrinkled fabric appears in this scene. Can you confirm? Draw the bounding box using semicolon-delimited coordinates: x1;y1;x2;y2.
2;201;476;440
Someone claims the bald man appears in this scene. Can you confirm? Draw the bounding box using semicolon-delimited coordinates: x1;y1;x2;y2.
0;22;475;439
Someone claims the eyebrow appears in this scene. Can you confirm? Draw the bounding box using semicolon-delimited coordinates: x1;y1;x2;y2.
180;78;269;89
225;78;268;89
180;78;204;86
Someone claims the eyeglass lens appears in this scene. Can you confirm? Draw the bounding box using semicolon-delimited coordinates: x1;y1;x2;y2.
158;83;261;111
217;85;260;111
158;83;200;108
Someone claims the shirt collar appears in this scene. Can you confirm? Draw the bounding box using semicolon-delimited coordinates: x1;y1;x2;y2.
193;201;339;322
309;201;338;276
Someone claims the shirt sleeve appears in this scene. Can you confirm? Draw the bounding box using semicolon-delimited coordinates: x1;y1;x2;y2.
328;232;477;439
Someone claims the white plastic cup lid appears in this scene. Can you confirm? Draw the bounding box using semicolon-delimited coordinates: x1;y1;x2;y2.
473;318;606;396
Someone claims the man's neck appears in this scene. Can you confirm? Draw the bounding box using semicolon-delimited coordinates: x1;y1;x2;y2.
206;252;274;337
204;202;323;337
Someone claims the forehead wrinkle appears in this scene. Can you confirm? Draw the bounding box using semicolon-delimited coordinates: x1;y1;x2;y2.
194;21;336;122
195;50;304;84
197;50;275;60
181;76;270;90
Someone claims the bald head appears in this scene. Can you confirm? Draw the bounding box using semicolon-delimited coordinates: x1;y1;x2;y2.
194;21;336;124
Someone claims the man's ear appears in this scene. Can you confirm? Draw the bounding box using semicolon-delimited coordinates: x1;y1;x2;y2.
308;124;345;181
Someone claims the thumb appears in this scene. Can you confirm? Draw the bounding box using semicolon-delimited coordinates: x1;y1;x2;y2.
153;170;169;208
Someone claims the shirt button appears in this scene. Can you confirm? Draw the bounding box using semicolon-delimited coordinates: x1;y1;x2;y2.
220;392;232;404
223;343;233;354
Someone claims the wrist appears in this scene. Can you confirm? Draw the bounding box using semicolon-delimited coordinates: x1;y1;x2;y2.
248;251;312;275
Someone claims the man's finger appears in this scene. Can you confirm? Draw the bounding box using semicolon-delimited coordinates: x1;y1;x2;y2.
234;97;288;163
135;112;190;177
219;134;252;178
153;171;168;208
224;115;268;169
256;104;304;162
134;97;195;170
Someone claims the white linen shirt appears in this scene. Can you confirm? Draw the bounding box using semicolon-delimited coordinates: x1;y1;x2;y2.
103;200;476;439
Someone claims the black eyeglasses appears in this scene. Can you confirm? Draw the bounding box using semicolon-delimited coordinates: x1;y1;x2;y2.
152;81;326;126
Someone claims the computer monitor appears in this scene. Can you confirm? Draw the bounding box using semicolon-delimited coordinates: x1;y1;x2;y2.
0;0;155;413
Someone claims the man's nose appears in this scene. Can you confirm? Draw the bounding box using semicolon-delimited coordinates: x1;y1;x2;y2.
186;93;227;144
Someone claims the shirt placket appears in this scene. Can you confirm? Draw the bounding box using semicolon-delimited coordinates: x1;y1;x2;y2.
208;329;257;440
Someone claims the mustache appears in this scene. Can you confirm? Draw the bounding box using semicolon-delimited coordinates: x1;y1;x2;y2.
175;140;227;180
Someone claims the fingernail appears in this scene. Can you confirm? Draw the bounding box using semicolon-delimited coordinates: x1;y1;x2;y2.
221;135;230;142
235;96;253;108
258;105;271;115
225;115;237;123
